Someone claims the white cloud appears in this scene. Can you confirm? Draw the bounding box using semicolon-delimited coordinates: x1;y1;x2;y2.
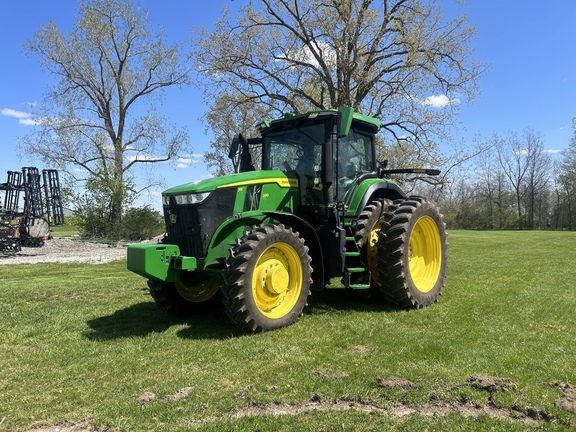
1;108;41;126
177;158;195;164
421;95;460;108
2;108;30;119
277;41;336;68
515;149;564;156
18;117;41;126
176;154;204;168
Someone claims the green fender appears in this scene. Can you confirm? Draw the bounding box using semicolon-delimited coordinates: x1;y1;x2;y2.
203;213;266;267
346;178;404;216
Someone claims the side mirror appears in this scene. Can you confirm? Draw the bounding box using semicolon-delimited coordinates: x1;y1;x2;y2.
228;134;246;160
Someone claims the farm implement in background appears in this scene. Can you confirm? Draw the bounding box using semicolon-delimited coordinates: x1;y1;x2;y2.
0;167;64;254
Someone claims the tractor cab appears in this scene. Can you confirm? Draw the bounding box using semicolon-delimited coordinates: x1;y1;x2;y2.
231;107;382;209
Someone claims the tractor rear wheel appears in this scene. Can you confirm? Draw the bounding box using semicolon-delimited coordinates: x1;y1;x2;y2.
354;198;392;287
148;273;221;316
222;223;313;333
376;196;448;308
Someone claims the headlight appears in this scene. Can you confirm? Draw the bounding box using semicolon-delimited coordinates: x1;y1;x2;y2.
172;192;212;205
162;195;170;206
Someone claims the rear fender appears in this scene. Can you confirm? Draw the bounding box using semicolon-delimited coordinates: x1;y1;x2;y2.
347;179;405;217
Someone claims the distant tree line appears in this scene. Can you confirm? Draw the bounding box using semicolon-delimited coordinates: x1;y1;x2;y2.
419;121;576;230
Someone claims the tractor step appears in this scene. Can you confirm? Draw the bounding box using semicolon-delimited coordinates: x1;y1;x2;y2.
346;267;365;273
342;265;371;290
349;284;371;290
343;251;361;257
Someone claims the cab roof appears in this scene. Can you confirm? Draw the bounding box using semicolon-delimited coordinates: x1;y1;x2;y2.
257;108;381;135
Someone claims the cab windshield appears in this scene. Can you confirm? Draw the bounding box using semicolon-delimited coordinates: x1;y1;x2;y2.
262;122;326;177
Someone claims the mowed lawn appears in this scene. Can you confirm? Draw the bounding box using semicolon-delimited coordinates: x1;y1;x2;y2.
1;230;575;431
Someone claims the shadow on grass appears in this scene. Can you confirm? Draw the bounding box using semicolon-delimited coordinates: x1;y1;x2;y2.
306;288;396;315
84;300;241;341
84;288;393;342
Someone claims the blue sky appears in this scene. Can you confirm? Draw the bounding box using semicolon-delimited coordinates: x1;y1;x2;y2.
1;1;575;209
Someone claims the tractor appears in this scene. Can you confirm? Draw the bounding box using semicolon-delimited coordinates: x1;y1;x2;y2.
127;106;448;333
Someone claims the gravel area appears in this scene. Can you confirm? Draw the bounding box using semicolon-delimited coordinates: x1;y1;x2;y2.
0;237;136;265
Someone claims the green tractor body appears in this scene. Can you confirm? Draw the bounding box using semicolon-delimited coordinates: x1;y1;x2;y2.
127;107;448;332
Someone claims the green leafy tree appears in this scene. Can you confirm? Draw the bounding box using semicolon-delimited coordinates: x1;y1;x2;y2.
68;172;134;238
21;0;192;232
121;206;164;240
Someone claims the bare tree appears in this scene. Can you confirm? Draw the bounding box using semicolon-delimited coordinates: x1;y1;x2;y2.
193;0;486;171
475;143;512;229
203;92;269;175
556;117;576;229
21;0;192;228
493;129;551;229
523;129;551;228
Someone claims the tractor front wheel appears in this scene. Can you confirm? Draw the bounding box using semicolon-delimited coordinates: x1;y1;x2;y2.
222;224;313;333
148;273;221;316
376;196;448;308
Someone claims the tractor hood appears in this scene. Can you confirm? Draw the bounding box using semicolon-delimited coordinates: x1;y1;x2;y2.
163;170;297;196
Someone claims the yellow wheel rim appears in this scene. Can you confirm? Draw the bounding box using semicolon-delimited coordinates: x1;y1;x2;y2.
366;218;383;282
252;242;303;319
408;216;442;293
175;277;220;303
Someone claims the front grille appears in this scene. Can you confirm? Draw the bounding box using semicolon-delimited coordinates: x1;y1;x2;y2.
164;188;237;258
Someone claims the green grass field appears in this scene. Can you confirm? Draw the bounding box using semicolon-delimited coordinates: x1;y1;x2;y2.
1;230;575;431
49;222;79;238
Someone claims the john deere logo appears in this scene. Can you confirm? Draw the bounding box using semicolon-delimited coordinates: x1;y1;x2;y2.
170;214;177;224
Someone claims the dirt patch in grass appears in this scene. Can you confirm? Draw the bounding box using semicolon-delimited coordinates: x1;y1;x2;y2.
467;373;514;393
22;420;93;432
136;387;195;404
549;381;576;413
137;391;157;404
350;344;371;356
165;386;195;402
24;376;573;431
227;374;557;426
230;394;546;427
313;370;350;380
377;376;416;389
226;374;551;427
